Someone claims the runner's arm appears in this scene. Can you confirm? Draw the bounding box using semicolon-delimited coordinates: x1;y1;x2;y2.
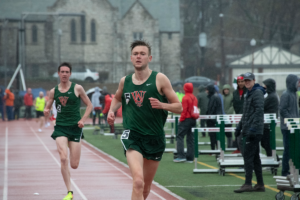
76;85;93;123
44;88;54;117
109;77;125;113
151;73;182;114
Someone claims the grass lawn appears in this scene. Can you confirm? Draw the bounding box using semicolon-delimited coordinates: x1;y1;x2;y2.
83;123;292;200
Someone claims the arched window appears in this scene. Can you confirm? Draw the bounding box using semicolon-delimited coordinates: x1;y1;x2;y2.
32;25;37;43
91;19;96;42
81;15;86;42
71;19;76;42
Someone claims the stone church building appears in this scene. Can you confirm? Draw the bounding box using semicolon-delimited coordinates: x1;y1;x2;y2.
0;0;181;83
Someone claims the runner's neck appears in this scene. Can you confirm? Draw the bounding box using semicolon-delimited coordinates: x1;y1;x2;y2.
59;81;72;92
133;68;152;83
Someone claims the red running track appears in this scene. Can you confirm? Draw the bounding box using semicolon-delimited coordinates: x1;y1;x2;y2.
0;120;183;200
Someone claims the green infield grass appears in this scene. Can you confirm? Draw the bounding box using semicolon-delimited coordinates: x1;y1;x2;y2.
83;123;292;200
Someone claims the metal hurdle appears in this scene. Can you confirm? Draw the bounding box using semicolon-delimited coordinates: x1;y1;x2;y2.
193;113;280;175
274;118;300;200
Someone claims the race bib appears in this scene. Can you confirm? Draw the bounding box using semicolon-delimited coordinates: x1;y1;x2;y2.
121;130;130;139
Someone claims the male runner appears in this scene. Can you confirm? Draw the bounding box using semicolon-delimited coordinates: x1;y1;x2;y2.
108;40;182;200
44;62;93;200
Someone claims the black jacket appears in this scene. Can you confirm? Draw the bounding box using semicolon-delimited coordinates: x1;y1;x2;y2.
237;84;266;136
206;84;222;115
197;85;209;115
232;86;247;114
206;84;222;126
280;74;299;130
263;79;279;128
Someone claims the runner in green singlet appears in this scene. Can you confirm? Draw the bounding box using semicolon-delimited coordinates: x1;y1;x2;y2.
44;62;93;200
108;40;182;200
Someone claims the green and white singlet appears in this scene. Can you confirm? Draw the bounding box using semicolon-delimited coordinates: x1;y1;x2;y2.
121;71;168;161
122;71;168;136
51;82;83;142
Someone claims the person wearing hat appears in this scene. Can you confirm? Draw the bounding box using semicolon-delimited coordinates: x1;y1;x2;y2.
232;74;247;154
234;72;266;193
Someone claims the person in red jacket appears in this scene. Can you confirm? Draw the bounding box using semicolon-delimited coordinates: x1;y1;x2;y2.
24;88;34;120
174;83;198;163
102;92;115;133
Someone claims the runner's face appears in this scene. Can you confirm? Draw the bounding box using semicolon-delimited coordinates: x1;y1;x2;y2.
237;79;245;89
58;66;71;83
130;46;152;71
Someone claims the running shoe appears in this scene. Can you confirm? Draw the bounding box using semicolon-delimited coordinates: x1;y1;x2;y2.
63;192;73;200
173;158;186;163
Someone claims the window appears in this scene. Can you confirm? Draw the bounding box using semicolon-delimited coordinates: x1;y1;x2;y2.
133;32;143;40
71;19;76;42
81;15;86;42
91;19;96;42
32;25;37;43
168;33;172;40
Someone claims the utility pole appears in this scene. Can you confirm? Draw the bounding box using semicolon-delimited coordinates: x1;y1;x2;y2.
219;0;226;84
200;0;205;75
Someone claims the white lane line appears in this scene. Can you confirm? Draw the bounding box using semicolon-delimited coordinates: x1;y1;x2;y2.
165;185;277;188
82;140;183;200
3;127;8;200
28;124;87;200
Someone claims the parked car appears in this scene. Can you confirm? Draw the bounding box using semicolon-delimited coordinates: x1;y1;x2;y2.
53;68;99;82
185;76;217;87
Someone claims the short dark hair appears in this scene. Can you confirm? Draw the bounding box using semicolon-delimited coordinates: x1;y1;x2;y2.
130;40;151;55
58;62;72;72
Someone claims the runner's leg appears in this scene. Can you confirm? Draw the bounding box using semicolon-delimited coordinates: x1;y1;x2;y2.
143;159;160;199
126;149;144;200
69;141;82;169
56;137;72;191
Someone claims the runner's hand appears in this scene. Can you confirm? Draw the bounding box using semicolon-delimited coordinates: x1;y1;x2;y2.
149;97;163;109
44;108;50;117
78;120;84;128
107;111;115;125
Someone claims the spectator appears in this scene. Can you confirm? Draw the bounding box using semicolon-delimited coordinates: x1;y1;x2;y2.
262;79;279;157
232;75;247;154
14;90;23;120
91;87;102;125
234;72;265;193
173;83;198;163
0;88;4;121
34;91;46;132
175;84;184;103
197;85;209;137
4;89;15;121
24;88;34;120
222;84;234;148
102;92;115;133
206;84;222;150
279;74;300;176
214;85;225;114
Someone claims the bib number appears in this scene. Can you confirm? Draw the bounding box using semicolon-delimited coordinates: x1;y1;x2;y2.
121;130;130;139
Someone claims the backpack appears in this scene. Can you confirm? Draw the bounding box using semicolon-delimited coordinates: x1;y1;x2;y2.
190;96;199;119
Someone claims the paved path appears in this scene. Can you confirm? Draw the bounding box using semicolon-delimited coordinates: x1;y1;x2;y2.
0;120;182;200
